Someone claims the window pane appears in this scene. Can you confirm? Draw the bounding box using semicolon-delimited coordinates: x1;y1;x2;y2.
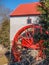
27;19;31;24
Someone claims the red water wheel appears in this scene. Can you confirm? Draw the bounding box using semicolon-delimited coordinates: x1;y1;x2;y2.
11;24;44;62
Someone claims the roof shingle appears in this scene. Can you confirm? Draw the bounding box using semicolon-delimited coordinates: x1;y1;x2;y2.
10;2;41;16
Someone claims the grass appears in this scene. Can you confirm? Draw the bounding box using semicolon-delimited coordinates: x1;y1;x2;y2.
0;55;8;65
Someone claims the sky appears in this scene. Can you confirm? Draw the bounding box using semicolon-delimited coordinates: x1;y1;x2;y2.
0;0;39;10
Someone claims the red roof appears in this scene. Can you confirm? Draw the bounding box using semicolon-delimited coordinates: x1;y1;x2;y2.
10;2;41;16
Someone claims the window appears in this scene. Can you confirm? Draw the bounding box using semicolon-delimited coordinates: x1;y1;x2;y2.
27;17;31;24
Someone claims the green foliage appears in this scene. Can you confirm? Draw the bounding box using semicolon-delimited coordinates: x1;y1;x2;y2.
39;0;49;57
43;41;49;48
39;0;49;29
0;18;10;49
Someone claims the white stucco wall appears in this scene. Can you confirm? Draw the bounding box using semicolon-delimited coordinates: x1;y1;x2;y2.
10;16;40;41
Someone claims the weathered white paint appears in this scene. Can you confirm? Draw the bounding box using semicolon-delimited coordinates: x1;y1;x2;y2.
10;16;40;41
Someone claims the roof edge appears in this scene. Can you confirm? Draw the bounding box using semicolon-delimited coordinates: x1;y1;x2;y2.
10;14;41;17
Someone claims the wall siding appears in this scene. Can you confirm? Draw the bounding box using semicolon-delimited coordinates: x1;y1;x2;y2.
10;16;40;41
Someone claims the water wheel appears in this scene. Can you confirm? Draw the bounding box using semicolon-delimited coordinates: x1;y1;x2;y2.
11;24;46;65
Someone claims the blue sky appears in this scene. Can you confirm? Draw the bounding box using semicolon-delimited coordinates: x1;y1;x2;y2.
0;0;39;10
